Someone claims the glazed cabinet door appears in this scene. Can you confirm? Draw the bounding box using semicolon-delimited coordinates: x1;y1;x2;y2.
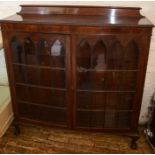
9;32;70;127
74;35;141;130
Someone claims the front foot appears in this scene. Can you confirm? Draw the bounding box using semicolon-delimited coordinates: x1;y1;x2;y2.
123;131;139;150
13;123;20;136
130;137;138;149
129;134;139;150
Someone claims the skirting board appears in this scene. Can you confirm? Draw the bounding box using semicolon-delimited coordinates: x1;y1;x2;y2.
0;101;14;137
0;113;14;137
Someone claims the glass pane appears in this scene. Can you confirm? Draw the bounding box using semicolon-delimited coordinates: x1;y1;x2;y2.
25;67;66;88
76;111;91;127
107;41;123;69
40;68;52;87
13;65;27;83
117;112;131;128
75;37;136;130
10;37;24;64
77;92;106;109
76;110;105;128
106;93;134;110
50;40;65;68
19;102;67;124
77;92;134;110
105;93;118;110
26;67;40;85
92;40;107;70
77;40;91;69
25;37;37;65
119;93;134;110
51;40;62;56
77;71;137;91
23;66;66;87
16;85;29;101
104;111;117;128
51;70;66;88
77;71;92;90
123;41;139;69
37;39;51;66
27;86;66;107
90;111;104;128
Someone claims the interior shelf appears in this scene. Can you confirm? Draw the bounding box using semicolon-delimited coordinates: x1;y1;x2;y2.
77;108;133;112
17;100;66;110
76;89;136;93
77;68;138;72
13;63;66;70
16;83;67;91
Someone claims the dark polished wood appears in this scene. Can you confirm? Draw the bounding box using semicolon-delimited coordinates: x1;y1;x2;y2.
0;5;154;149
0;5;153;27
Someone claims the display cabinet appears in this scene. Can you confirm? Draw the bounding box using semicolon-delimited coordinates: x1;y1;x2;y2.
0;5;154;149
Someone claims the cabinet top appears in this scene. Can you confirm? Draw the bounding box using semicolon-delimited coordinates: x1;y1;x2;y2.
0;5;154;27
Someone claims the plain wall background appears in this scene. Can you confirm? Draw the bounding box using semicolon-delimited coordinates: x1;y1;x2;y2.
0;1;155;124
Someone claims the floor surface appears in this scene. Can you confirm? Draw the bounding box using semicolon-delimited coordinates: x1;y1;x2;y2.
0;124;153;153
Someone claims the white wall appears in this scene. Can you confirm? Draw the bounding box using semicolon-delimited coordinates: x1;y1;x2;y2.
0;1;155;124
0;49;8;85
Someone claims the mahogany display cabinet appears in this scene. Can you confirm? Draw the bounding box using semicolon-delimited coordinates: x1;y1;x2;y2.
0;5;154;149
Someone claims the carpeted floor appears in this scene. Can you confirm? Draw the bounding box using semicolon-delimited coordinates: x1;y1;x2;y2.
0;124;153;153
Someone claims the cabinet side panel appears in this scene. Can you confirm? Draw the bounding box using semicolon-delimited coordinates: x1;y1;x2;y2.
131;33;152;130
1;29;19;121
